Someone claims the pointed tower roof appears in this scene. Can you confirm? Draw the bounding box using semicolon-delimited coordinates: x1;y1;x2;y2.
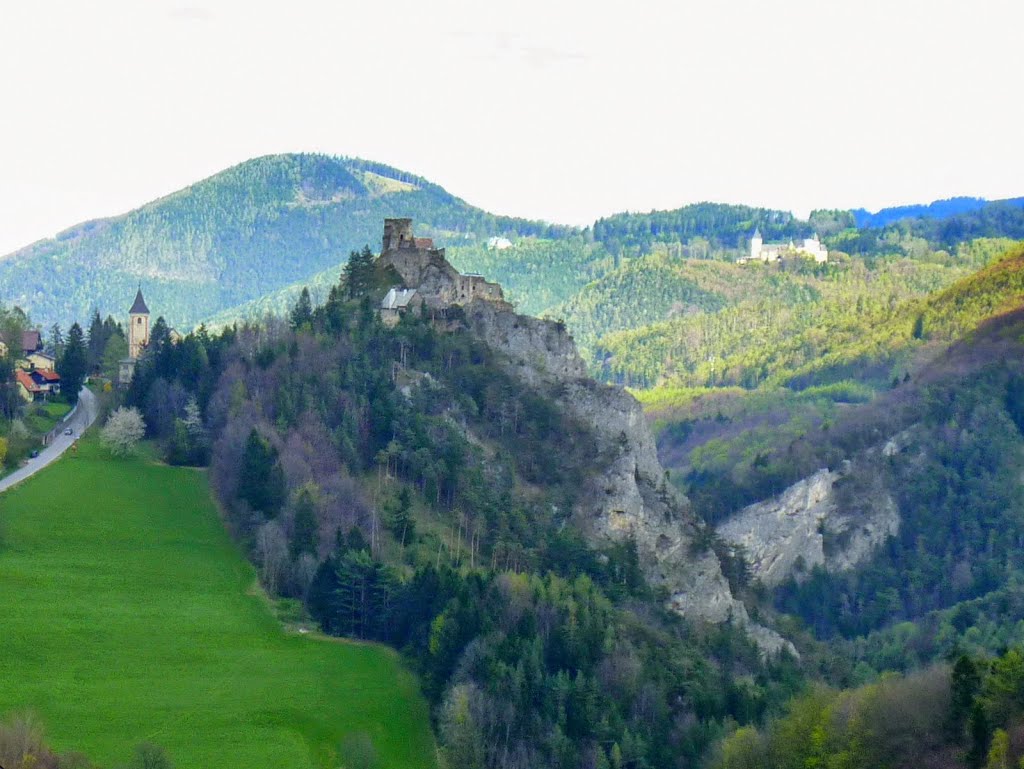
129;288;149;315
752;227;761;238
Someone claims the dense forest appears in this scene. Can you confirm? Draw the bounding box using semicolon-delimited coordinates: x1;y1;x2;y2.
852;195;1024;230
591;203;854;258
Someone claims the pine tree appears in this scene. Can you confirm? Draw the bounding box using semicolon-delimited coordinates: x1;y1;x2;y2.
343;246;376;298
59;322;88;403
149;316;170;354
387;486;415;547
238;429;285;517
86;310;105;370
290;287;313;329
290;484;319;558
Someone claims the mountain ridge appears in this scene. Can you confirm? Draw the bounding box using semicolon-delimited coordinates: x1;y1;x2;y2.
0;153;574;329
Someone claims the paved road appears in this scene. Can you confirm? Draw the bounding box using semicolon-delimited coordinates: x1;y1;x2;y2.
0;387;99;494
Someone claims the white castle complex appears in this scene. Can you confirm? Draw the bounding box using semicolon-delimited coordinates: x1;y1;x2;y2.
742;228;828;264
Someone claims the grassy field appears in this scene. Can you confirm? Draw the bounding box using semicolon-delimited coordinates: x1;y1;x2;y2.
0;438;436;768
22;399;73;434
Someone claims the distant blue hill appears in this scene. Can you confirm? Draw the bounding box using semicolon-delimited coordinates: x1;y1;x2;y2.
853;196;1024;228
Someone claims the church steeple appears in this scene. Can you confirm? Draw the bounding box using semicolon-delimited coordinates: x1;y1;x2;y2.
750;227;763;260
129;287;149;315
128;287;151;359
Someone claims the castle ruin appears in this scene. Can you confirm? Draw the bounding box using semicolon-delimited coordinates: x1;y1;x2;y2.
377;218;511;324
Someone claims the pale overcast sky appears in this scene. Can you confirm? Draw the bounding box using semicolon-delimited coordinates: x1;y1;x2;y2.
0;0;1021;255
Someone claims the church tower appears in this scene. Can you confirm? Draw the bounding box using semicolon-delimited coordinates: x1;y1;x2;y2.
750;228;763;261
128;288;150;359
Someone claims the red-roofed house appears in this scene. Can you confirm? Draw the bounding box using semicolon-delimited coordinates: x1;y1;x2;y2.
16;369;41;401
16;367;61;402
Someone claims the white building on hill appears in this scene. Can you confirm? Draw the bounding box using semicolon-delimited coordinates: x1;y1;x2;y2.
742;228;828;263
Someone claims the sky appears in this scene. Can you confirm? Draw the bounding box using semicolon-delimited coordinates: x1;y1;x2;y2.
0;0;1022;256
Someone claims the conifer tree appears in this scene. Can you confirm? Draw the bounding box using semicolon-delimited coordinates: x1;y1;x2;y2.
387;486;415;547
238;429;285;517
49;323;64;359
59;322;88;403
290;484;319;558
343;246;376;298
86;310;105;370
290;287;313;329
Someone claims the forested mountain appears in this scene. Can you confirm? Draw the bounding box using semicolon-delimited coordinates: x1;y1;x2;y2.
0;154;573;329
852;195;1024;228
571;238;1016;388
8;151;1023;399
41;171;1024;767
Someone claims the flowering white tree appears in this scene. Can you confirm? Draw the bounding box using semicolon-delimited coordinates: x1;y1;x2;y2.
100;407;146;457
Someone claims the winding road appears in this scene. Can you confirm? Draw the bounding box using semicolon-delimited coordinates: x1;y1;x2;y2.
0;387;99;494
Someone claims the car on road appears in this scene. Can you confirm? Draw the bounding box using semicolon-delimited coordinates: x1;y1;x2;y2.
30;449;39;458
64;427;74;436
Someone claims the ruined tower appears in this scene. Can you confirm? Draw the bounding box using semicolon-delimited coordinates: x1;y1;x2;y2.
382;218;415;253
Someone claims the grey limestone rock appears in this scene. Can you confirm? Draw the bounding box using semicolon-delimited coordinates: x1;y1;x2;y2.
717;465;900;589
463;300;792;654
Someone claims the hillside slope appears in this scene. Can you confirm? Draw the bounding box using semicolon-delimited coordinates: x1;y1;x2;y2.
0;438;435;768
0;154;571;329
640;244;1024;669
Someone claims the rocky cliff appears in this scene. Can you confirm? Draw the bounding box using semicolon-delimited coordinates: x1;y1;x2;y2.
374;219;791;649
717;454;901;588
464;300;791;653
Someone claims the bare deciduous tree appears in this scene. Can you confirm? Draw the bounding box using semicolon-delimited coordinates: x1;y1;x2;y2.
255;520;288;594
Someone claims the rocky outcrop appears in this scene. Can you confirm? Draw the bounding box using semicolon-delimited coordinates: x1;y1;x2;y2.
464;302;587;386
717;464;900;588
376;219;791;652
463;299;792;654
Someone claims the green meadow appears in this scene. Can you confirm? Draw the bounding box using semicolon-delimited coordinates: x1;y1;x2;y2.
0;438;436;768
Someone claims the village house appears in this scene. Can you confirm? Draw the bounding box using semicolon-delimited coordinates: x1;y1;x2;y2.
380;288;422;327
21;329;43;357
16;368;61;402
26;350;57;371
8;327;62;400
